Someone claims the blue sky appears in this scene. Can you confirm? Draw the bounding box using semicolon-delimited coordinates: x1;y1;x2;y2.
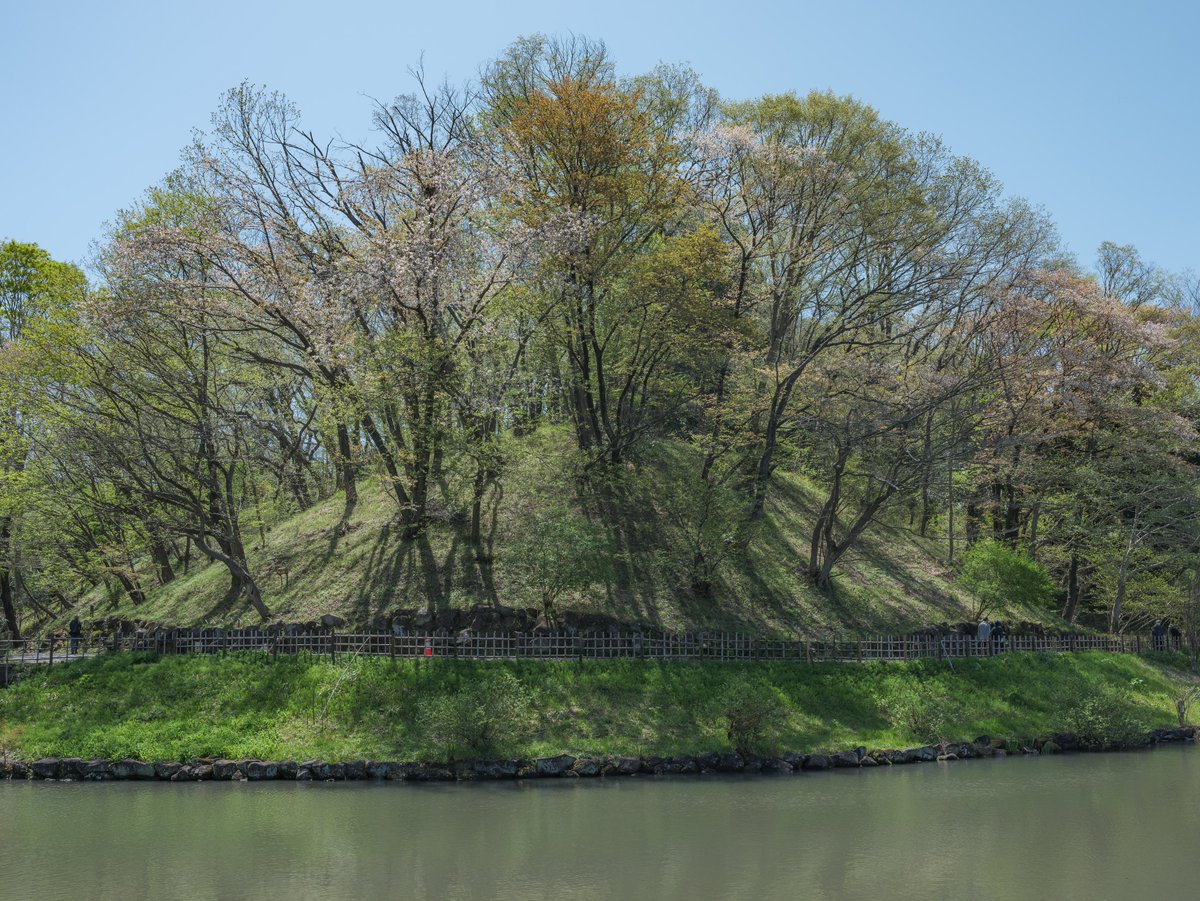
4;0;1196;275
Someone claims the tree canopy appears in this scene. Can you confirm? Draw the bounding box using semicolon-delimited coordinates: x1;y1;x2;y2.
2;36;1197;637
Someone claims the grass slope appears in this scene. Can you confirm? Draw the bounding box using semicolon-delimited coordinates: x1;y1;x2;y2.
0;651;1188;763
65;431;1059;636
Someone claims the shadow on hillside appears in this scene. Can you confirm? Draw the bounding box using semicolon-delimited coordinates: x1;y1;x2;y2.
579;470;825;635
148;445;992;636
345;526;461;621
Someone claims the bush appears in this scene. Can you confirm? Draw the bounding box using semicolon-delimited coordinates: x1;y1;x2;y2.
655;465;743;596
417;671;534;762
502;505;612;624
1056;683;1148;749
715;677;787;756
959;539;1056;615
888;682;965;745
1175;684;1200;726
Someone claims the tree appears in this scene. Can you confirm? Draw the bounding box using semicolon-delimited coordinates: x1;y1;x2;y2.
484;35;709;465
0;241;86;636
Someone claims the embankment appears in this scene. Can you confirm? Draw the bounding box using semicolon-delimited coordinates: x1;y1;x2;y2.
0;650;1192;772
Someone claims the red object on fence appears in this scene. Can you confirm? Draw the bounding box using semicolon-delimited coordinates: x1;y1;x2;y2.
424;640;432;657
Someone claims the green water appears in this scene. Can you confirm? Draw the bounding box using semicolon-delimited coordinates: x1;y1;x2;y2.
1;749;1195;900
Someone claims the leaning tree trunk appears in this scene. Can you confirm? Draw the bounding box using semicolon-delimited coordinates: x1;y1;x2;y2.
113;570;147;606
193;536;271;621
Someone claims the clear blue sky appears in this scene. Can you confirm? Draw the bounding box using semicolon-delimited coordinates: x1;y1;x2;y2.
4;0;1196;275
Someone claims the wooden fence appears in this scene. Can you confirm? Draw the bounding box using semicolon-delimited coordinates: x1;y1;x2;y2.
0;628;1178;671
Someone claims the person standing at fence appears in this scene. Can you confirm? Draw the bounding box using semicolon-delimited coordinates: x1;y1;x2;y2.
68;616;82;655
991;619;1006;654
1152;620;1166;652
976;617;991;654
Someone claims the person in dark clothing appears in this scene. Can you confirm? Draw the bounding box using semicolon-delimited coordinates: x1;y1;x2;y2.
1169;624;1182;651
1152;620;1166;652
991;620;1006;654
68;616;82;655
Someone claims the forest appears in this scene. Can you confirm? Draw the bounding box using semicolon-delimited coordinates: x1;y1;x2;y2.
2;35;1198;639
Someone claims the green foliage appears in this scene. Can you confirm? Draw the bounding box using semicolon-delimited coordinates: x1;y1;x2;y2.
713;676;787;755
1174;684;1200;726
959;539;1056;615
416;671;534;762
5;40;1200;649
1056;682;1149;749
0;650;1183;764
502;502;613;622
887;681;967;745
651;456;744;596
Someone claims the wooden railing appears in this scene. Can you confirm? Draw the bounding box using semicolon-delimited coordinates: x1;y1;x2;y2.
0;628;1180;672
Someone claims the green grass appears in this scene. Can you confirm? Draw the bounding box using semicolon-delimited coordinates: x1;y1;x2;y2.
57;431;1062;637
1;651;1190;762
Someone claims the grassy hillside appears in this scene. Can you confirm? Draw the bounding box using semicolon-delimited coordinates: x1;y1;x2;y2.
60;431;1059;637
0;651;1189;763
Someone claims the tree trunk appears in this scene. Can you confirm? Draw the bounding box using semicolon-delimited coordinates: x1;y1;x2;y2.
0;571;18;639
336;422;358;520
150;538;176;586
361;413;413;512
1026;504;1041;560
113;570;147;606
815;486;897;589
1109;575;1128;634
0;515;16;637
1062;552;1080;622
965;500;981;546
193;536;270;620
917;413;934;537
1108;526;1137;633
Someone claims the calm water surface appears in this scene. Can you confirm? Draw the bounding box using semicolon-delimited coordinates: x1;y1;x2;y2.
2;749;1195;900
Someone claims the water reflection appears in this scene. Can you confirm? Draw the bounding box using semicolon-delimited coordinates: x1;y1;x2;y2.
1;749;1194;900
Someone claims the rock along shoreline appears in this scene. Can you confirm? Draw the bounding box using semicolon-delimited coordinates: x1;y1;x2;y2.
3;727;1195;784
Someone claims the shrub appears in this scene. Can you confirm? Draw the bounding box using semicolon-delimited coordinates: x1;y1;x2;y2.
888;682;965;745
502;505;612;624
417;671;534;762
959;539;1056;616
656;467;743;596
1056;683;1148;749
715;677;787;756
1175;684;1200;726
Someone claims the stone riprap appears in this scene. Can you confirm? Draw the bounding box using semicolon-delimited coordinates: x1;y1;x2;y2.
3;727;1193;784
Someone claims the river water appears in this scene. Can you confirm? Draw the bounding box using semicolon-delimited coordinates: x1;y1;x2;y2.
1;748;1195;900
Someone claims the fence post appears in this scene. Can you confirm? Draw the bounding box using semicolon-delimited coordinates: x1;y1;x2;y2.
390;632;396;660
48;636;54;668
